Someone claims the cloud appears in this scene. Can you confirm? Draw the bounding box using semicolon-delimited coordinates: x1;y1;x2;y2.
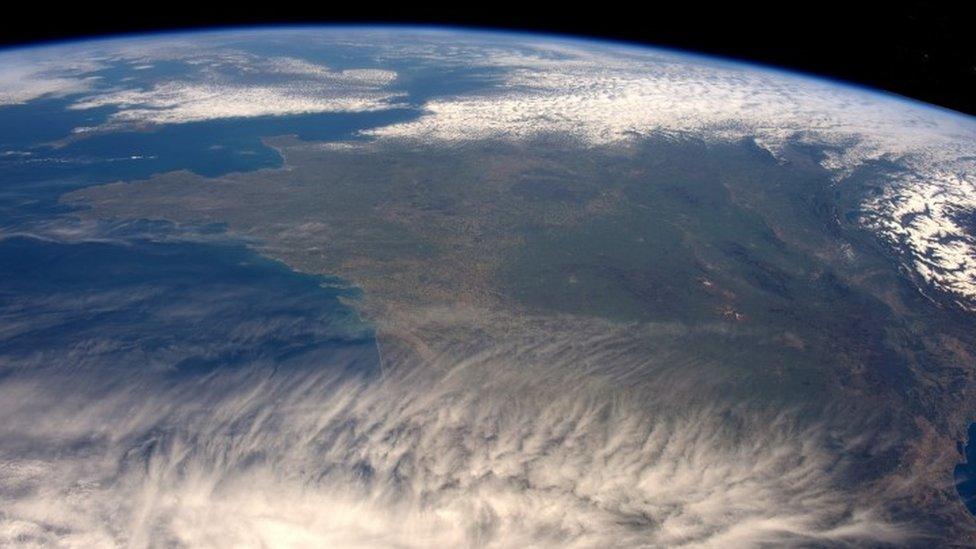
69;79;401;126
66;54;403;127
0;309;911;548
0;217;241;248
0;52;102;105
0;37;403;127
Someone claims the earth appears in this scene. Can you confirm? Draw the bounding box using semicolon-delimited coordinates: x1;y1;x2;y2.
1;27;976;548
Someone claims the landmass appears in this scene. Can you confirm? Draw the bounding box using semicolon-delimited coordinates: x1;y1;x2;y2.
64;133;976;541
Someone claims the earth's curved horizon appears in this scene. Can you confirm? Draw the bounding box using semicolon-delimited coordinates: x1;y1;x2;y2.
1;26;976;547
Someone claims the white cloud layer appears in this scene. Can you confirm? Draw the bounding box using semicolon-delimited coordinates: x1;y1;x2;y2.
0;312;909;548
69;79;399;126
66;53;402;127
0;52;102;105
0;38;403;126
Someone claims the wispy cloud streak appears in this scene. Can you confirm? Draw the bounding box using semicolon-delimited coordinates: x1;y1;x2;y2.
0;312;909;547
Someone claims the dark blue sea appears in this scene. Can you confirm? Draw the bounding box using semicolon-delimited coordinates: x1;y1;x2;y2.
956;423;976;515
0;51;478;381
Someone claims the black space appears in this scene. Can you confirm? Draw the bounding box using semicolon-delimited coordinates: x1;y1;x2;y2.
3;4;974;116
